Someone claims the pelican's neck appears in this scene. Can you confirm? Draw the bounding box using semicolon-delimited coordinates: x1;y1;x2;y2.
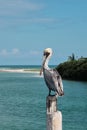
44;57;50;70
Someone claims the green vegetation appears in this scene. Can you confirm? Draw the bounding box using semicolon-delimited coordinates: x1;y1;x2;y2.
56;55;87;81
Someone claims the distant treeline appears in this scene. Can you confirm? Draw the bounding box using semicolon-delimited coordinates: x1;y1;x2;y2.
56;55;87;81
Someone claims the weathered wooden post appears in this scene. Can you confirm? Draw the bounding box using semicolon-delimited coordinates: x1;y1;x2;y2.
46;95;62;130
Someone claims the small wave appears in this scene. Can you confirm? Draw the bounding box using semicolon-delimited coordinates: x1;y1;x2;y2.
0;69;40;74
32;74;43;78
0;69;24;73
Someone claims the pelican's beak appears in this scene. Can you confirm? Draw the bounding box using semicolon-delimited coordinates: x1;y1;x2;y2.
40;55;46;75
40;67;43;75
59;91;64;96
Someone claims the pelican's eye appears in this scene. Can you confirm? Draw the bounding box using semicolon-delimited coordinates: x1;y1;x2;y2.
44;52;50;57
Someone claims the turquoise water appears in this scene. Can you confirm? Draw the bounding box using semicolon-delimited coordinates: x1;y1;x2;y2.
0;66;87;130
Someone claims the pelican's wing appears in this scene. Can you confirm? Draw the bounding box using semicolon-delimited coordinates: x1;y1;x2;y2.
43;68;56;91
43;68;63;92
53;69;63;92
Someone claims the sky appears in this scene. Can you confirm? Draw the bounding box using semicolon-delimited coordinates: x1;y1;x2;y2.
0;0;87;65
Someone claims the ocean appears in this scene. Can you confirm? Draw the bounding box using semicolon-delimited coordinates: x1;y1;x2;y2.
0;65;87;130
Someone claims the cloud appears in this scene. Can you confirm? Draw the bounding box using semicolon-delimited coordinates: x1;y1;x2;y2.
0;0;62;29
11;48;20;55
0;49;8;56
26;18;56;23
0;48;20;57
0;16;58;29
0;0;43;16
0;48;41;58
0;0;57;28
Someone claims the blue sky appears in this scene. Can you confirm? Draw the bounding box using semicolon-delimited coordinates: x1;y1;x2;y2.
0;0;87;65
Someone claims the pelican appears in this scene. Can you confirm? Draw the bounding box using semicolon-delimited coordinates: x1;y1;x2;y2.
40;48;64;97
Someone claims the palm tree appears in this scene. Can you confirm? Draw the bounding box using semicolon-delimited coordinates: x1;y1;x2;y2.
68;53;75;61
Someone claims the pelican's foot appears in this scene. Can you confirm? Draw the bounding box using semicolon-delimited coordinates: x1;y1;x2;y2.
48;94;54;97
48;93;57;98
55;92;58;98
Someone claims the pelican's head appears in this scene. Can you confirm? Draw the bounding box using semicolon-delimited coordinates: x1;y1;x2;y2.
43;48;52;58
40;48;53;75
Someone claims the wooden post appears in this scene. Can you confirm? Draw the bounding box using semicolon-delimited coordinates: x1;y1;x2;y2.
46;96;62;130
